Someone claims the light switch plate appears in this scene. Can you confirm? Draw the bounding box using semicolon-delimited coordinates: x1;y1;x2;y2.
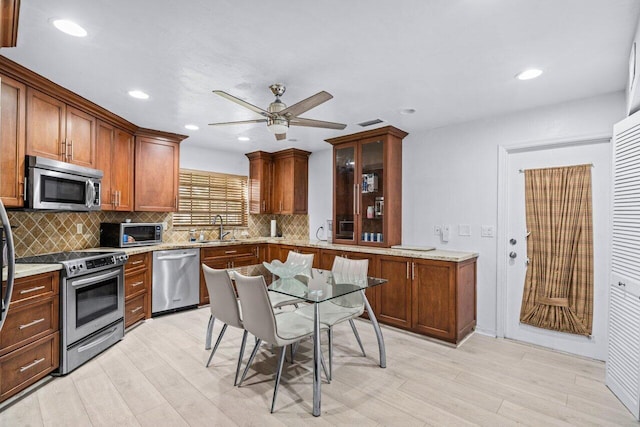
76;224;83;234
481;225;495;237
459;224;471;236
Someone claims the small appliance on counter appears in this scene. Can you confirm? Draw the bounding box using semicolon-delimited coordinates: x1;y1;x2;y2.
100;222;163;247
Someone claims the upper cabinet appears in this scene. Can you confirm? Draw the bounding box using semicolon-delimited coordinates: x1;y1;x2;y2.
326;126;407;248
0;0;20;47
0;74;26;207
134;130;185;212
245;151;273;214
96;121;134;211
26;88;96;169
246;148;310;215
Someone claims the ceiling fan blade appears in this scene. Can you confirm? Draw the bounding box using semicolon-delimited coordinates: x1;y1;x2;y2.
279;91;333;118
208;119;267;126
275;133;287;141
213;90;271;117
289;117;346;130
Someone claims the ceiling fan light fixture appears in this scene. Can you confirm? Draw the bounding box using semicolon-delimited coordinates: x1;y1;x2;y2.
267;118;289;135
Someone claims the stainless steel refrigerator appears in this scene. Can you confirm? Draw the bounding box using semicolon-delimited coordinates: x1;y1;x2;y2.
0;199;16;332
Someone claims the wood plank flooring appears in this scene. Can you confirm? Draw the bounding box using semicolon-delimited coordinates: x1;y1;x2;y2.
0;307;636;426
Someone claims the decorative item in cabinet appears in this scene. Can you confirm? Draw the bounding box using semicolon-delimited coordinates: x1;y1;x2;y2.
0;271;60;403
0;73;26;207
96;121;134;211
26;88;97;169
124;252;151;328
134;129;187;212
326;126;407;248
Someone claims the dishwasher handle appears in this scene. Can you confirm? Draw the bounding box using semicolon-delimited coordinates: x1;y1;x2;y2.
156;253;198;261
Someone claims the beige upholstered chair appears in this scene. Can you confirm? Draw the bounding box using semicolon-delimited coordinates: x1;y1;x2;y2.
234;272;327;413
202;264;247;386
296;256;368;379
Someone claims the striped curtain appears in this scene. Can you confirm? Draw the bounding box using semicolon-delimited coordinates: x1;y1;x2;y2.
520;164;594;336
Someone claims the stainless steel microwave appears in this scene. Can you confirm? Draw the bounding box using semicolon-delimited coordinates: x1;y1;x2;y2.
100;222;163;247
25;155;102;211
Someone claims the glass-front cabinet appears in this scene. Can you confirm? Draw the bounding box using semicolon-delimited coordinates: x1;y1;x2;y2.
327;126;407;248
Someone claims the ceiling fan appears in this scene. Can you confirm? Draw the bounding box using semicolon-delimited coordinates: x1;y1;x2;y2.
209;83;346;141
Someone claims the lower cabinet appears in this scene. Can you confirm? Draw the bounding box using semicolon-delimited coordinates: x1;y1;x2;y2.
377;256;413;329
124;252;152;328
199;245;261;305
0;271;60;403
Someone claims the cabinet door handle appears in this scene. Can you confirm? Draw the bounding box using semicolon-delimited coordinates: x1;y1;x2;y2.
225;250;237;254
255;246;259;258
60;140;66;158
262;200;266;212
68;140;74;160
20;285;45;294
412;262;415;280
131;306;143;314
175;196;178;209
131;260;143;265
353;184;357;215
118;190;122;207
356;184;360;215
19;318;45;330
406;262;410;279
19;358;45;373
131;281;144;287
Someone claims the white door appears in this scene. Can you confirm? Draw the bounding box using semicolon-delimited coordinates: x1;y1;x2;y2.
505;141;610;360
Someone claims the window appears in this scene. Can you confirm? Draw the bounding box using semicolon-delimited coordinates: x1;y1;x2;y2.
174;169;248;227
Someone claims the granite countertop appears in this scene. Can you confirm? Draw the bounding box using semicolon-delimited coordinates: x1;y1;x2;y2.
3;239;478;282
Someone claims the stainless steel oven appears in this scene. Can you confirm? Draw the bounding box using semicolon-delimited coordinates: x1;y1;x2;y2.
17;251;128;374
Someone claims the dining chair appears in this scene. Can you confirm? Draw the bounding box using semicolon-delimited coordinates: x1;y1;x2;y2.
268;251;314;309
296;256;368;380
202;264;248;386
233;272;327;413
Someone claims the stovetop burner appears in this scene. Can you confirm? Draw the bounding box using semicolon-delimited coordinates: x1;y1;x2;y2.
17;250;128;277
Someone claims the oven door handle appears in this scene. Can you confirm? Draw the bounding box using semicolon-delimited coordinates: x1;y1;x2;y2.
77;325;120;353
86;179;95;209
70;268;120;289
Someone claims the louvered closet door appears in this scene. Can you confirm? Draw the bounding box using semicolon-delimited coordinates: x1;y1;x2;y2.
608;112;640;420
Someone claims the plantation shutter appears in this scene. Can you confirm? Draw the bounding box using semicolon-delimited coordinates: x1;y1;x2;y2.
174;169;248;227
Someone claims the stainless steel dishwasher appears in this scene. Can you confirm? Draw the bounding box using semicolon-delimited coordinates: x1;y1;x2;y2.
152;248;200;315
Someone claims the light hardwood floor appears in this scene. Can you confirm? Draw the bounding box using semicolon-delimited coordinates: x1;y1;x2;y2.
0;307;636;426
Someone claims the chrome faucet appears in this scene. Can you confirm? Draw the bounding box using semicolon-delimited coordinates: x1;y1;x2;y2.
213;215;231;241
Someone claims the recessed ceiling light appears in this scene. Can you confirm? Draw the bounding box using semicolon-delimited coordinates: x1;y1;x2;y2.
516;69;543;80
128;90;149;100
52;19;87;37
238;136;250;141
400;108;416;115
184;124;199;131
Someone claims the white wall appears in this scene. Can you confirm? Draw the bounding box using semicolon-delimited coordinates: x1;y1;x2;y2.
308;149;333;240
402;91;626;336
180;143;249;175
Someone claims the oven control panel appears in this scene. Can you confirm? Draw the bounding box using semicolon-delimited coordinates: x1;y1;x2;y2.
64;252;128;277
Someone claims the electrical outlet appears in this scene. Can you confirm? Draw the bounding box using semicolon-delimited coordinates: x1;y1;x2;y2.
163;221;169;231
434;225;442;235
76;223;83;234
442;224;451;242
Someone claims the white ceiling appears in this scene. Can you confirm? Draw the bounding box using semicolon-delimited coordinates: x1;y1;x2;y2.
4;1;640;153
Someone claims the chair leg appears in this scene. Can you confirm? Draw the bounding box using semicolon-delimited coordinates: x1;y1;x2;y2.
291;341;300;360
205;315;215;350
349;318;366;357
289;343;295;364
206;323;228;367
327;328;333;381
270;346;288;413
238;338;262;386
234;330;248;386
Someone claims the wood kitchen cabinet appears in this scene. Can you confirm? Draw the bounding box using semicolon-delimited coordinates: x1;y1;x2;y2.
124;252;152;328
26;88;97;169
377;255;413;329
0;271;60;403
246;151;273;214
272;149;310;214
199;245;261;305
0;74;26;207
326;126;407;248
96;121;134;211
134;130;185;212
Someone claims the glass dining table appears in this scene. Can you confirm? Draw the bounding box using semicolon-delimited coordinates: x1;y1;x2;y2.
228;264;388;417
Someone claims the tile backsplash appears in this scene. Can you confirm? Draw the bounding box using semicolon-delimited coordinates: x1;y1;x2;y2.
7;210;309;257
